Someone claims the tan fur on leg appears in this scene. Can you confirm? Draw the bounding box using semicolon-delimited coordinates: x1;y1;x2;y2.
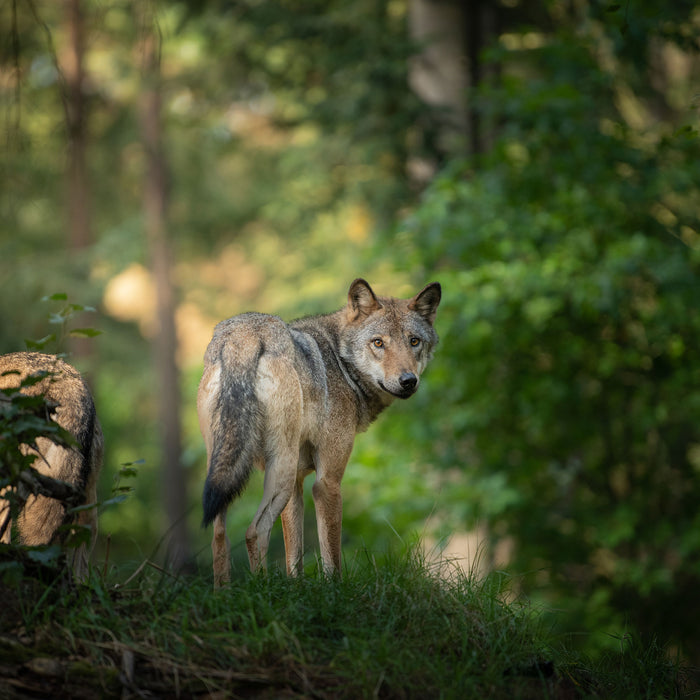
212;512;231;588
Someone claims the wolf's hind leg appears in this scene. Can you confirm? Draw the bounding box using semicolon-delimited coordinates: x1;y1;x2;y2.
246;354;302;571
212;511;231;588
246;457;297;571
281;474;305;575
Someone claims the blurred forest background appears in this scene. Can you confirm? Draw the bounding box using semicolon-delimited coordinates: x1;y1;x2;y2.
2;0;699;661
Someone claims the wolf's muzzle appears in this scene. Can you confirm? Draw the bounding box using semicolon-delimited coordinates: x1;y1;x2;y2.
389;372;419;399
399;372;418;392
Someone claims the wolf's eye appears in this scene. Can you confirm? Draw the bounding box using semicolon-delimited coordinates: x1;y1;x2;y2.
372;338;384;348
410;337;421;347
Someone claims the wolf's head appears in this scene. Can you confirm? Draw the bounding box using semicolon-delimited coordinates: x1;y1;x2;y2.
340;278;441;401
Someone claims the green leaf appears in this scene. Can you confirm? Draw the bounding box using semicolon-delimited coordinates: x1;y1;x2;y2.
26;545;62;567
69;328;102;338
24;335;56;350
101;494;128;508
68;502;99;514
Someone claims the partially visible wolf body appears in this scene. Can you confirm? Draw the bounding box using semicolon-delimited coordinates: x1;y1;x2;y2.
198;278;441;586
0;352;103;580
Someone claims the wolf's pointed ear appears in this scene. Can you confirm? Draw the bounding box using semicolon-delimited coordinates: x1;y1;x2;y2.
409;282;441;325
347;278;381;320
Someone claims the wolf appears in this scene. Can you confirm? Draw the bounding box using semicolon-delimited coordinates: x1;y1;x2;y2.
198;278;441;585
0;352;103;581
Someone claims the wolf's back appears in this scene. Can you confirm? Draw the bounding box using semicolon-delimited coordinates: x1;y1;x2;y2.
200;319;265;527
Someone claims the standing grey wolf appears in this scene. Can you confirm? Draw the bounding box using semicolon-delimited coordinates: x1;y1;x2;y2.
198;278;441;586
0;352;103;581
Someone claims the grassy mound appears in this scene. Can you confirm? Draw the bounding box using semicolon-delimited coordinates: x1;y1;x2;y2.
0;546;687;698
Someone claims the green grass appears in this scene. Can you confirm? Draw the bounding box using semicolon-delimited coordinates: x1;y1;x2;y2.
0;546;689;698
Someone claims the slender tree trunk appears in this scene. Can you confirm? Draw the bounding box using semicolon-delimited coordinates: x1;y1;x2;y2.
408;0;470;158
464;0;498;155
65;0;90;251
63;0;93;360
138;26;191;571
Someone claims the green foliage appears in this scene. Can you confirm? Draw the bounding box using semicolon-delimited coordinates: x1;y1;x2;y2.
24;293;102;354
101;461;142;511
397;19;700;657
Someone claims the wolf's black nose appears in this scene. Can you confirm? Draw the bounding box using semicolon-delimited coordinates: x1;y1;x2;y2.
399;373;418;390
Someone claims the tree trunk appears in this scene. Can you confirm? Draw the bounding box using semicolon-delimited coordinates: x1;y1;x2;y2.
63;0;93;360
65;0;89;250
408;0;470;157
408;0;498;161
138;27;191;571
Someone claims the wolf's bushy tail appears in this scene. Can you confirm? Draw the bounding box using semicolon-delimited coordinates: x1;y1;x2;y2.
202;346;262;528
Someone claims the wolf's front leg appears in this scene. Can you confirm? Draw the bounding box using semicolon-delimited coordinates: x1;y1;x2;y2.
312;477;343;574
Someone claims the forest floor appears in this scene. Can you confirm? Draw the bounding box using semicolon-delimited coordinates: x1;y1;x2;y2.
0;545;696;699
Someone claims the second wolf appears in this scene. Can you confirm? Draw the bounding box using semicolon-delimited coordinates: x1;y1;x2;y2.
0;352;103;580
198;278;441;586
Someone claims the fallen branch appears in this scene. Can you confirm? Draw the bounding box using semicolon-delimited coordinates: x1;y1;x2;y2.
16;465;84;509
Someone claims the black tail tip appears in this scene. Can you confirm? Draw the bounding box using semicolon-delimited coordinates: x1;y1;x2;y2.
202;479;229;529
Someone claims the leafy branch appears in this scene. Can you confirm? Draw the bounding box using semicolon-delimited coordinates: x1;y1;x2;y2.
24;293;101;355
